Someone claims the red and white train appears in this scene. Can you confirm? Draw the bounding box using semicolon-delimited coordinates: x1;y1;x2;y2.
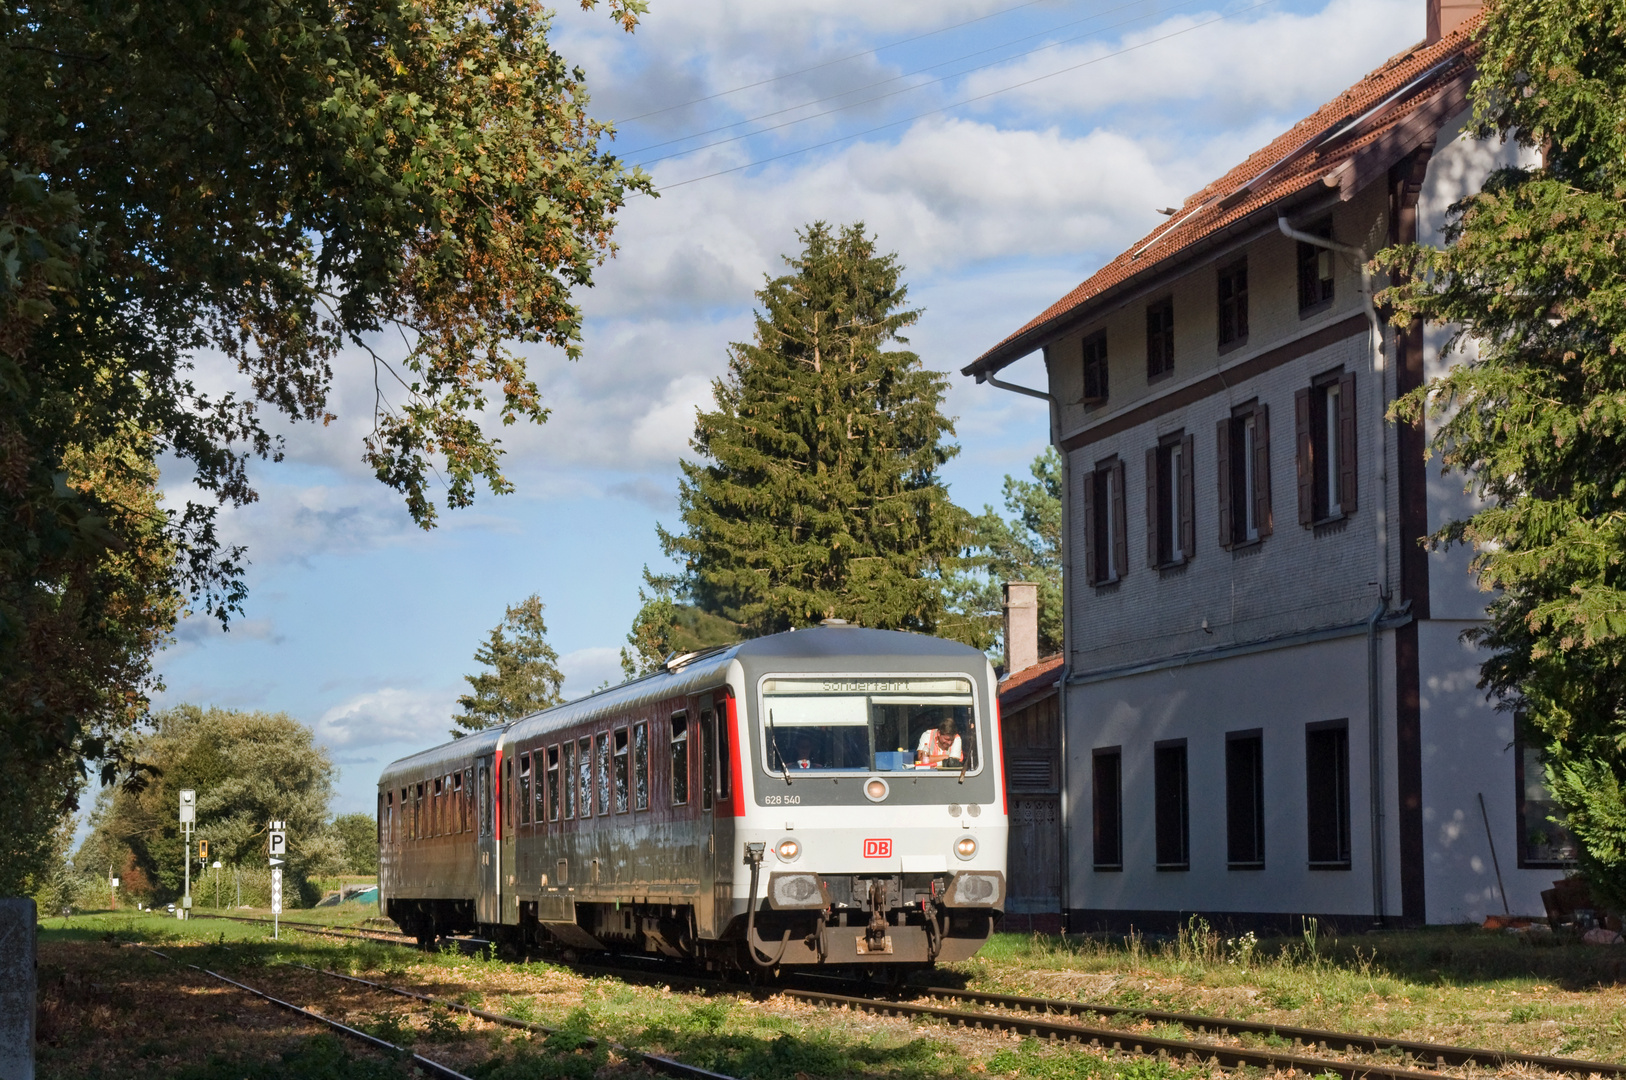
377;623;1007;970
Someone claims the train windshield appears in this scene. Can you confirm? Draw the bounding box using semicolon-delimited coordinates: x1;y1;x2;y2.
761;676;978;775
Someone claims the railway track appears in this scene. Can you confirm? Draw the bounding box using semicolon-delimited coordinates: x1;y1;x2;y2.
133;944;473;1080
195;913;1626;1080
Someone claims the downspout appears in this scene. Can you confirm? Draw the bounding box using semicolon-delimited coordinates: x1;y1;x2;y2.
978;367;1072;929
1280;216;1392;922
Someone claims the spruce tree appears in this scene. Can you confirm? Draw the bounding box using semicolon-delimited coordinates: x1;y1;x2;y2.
1378;0;1626;903
658;222;967;637
452;595;564;735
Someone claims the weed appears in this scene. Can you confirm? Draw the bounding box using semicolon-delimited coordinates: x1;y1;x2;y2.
498;994;540;1024
361;1009;415;1046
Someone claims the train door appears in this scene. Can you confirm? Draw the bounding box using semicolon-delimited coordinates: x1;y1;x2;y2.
698;695;718;933
476;754;499;924
500;751;518;924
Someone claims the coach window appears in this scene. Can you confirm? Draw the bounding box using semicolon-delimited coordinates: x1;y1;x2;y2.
633;722;650;811
458;769;469;833
577;736;593;818
1092;748;1122;871
701;710;715;811
415;782;424;840
547;744;561;822
503;757;513;838
717;701;732;802
1226;730;1265;868
478;763;492;839
384;791;393;845
563;740;577;819
596;733;611;815
518;754;532;826
612;728;631;813
1306;721;1351;869
670;714;690;805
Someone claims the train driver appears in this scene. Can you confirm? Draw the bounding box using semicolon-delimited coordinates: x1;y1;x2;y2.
792;733;823;770
915;715;962;768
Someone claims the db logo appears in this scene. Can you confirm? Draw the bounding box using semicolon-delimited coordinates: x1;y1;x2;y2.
863;838;892;858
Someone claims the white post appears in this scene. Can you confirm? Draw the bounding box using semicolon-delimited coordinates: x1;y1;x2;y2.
178;789;196;921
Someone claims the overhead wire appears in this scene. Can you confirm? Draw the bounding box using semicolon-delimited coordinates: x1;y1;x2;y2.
644;0;1281;193
612;0;1065;124
621;0;1196;161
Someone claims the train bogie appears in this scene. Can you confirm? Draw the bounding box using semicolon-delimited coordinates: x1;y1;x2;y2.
377;625;1008;971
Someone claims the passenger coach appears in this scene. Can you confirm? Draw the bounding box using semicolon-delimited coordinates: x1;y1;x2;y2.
378;623;1008;970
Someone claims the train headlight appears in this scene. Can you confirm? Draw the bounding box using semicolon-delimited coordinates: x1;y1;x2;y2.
954;836;978;860
766;872;827;909
776;837;801;862
865;778;889;802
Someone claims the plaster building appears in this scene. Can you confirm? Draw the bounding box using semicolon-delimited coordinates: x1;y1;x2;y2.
964;0;1576;929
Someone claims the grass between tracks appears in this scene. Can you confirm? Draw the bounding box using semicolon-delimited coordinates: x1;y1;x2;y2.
33;911;1626;1079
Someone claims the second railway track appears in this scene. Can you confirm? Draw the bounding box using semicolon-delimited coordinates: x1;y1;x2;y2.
198;912;1626;1080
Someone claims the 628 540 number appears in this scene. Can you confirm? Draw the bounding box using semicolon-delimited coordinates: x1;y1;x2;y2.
763;794;801;805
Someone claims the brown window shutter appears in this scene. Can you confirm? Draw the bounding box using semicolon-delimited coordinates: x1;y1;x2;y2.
1145;446;1159;568
1111;458;1128;581
1179;432;1195;559
1254;404;1273;538
1295;386;1314;527
1216;418;1233;549
1338;371;1358;513
1081;468;1097;585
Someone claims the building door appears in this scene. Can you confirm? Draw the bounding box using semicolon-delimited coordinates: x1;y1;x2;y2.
1008;796;1062;917
476;755;499;924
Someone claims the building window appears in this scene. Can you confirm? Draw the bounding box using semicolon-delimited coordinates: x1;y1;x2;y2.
577;736;593;818
1146;432;1194;568
1226;730;1265;868
1296;370;1357;525
1217;402;1271;548
1297;220;1335;313
1083;457;1127;585
1082;330;1109;405
1305;722;1351;868
1092;748;1122;870
1146;297;1174;381
1154;740;1189;870
1517;741;1579;867
670;714;690;805
1217;258;1248;348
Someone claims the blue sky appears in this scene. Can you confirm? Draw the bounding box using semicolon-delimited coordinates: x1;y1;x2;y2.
146;0;1429;821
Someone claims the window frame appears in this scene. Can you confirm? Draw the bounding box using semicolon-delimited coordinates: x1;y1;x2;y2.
1516;735;1580;868
1083;456;1128;586
1092;746;1123;871
633;720;650;811
517;752;532;826
1305;720;1352;869
613;727;630;814
562;739;576;820
1147;430;1195;569
1081;330;1109;406
1297;369;1358;526
596;733;611;816
546;743;561;822
1225;729;1265;869
576;735;593;819
1217;258;1249;350
670;713;690;806
1154;739;1190;870
1217;401;1272;549
1145;296;1175;382
1296;219;1336;315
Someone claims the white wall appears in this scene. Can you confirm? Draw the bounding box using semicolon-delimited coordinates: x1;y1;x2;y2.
1066;632;1404;920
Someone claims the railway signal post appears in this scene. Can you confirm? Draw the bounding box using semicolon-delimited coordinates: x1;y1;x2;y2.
268;821;287;940
178;789;196;920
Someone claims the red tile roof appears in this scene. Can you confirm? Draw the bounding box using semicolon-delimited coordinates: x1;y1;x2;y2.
963;18;1482;378
999;652;1064;711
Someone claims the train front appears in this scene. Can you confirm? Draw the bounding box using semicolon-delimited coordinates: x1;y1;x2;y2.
728;628;1007;969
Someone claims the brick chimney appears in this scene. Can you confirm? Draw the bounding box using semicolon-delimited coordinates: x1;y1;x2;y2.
1426;0;1481;43
1002;582;1039;676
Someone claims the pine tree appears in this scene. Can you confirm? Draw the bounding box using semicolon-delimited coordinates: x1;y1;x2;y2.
658;222;967;637
452;595;564;735
1378;0;1626;904
942;447;1064;660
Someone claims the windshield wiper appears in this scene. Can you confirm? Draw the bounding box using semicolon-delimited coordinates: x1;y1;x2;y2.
766;709;792;785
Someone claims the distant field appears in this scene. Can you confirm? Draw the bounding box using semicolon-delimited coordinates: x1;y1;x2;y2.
32;913;1626;1080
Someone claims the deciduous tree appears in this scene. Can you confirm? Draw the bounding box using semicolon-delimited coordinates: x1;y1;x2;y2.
1379;0;1626;903
656;222;967;637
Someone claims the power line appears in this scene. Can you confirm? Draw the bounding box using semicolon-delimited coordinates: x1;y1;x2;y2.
646;0;1281;194
612;0;1065;125
622;0;1190;162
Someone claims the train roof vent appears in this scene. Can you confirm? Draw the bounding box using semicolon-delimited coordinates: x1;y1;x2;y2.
819;618;854;627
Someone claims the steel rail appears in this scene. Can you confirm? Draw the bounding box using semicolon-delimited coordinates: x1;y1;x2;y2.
287;963;741;1080
909;986;1626;1077
133;945;472;1080
781;987;1615;1080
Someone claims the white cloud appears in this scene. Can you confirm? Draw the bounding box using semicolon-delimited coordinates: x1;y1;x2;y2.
315;687;459;750
560;646;627;699
172;615;282;646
